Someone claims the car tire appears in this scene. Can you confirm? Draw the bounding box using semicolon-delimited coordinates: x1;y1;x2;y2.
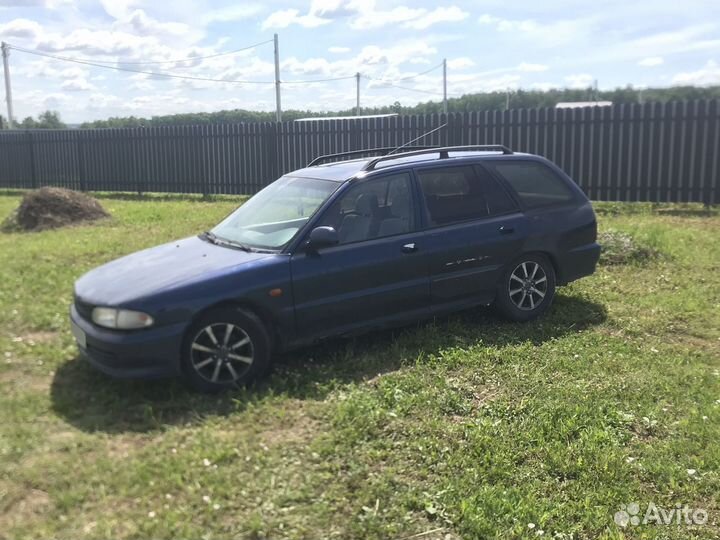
180;306;272;393
493;253;556;322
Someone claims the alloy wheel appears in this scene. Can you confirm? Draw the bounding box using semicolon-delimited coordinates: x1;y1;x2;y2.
190;323;254;384
508;261;548;311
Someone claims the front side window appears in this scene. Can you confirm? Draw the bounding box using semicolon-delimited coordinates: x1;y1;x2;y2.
212;176;338;249
486;161;575;208
417;165;488;226
317;173;414;244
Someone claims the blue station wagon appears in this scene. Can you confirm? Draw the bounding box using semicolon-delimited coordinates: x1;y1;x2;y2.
70;145;601;392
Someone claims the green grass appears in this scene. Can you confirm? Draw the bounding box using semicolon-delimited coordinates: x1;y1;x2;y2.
1;192;719;539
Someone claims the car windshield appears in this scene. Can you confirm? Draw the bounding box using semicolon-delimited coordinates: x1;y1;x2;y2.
210;176;339;250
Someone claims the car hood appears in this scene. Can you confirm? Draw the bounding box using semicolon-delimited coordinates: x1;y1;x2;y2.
75;235;273;306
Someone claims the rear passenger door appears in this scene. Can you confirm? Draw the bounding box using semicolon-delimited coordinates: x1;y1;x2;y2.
416;163;529;305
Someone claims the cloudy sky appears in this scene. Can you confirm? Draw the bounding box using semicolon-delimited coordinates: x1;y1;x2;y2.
0;0;719;123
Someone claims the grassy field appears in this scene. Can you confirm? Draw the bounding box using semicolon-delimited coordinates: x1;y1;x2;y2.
0;191;718;540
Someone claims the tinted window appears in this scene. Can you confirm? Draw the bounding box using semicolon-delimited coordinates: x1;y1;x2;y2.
487;161;575;208
417;166;488;226
317;173;413;244
475;165;518;215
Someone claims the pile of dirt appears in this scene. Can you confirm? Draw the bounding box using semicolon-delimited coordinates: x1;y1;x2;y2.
598;230;660;265
2;187;109;232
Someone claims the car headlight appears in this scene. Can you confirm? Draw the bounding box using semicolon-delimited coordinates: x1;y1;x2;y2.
92;307;154;329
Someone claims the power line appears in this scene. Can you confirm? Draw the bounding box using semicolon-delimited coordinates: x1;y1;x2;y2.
8;44;360;85
8;45;277;84
285;74;356;83
8;40;273;66
362;75;447;96
394;61;443;82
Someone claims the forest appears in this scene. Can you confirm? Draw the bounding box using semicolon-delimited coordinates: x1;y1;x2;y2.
2;84;718;129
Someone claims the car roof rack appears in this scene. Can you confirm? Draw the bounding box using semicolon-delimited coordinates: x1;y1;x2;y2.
361;145;513;171
307;146;438;167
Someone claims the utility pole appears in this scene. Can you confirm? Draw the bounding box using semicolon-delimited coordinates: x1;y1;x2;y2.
593;79;599;104
442;58;448;114
1;42;14;129
355;72;360;116
505;88;510;110
273;33;282;123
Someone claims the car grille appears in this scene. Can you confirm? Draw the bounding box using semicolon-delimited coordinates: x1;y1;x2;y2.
74;298;94;322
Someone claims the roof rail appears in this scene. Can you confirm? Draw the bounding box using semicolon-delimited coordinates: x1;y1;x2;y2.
307;145;437;167
362;145;513;171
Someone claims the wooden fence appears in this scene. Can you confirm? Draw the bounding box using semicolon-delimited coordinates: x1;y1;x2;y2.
0;99;718;204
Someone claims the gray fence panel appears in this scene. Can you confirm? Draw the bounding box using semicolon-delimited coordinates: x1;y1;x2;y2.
0;99;717;203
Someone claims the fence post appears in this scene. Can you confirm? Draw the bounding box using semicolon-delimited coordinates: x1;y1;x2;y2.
266;122;279;183
27;130;37;189
76;131;86;191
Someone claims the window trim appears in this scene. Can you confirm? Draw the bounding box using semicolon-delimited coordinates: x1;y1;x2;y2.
294;171;419;251
413;162;498;230
473;163;521;217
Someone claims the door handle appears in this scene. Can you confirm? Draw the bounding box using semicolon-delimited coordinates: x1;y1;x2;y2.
401;242;418;253
498;225;515;235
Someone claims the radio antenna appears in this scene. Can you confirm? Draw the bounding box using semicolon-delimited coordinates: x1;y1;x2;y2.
387;123;447;155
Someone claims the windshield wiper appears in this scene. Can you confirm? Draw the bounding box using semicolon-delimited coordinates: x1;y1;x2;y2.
201;231;254;252
201;231;219;244
218;238;254;252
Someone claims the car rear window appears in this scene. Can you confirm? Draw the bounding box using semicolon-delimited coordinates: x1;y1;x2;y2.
487;161;575;208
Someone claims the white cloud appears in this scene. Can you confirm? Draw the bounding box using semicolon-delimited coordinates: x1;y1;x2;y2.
328;46;350;54
402;6;468;30
672;59;720;85
565;73;594;88
517;62;549;72
117;9;191;38
531;82;555;91
99;0;140;20
60;77;96;91
261;9;330;30
478;13;595;48
447;57;475;70
638;56;664;67
263;1;467;32
350;5;427;30
0;18;43;40
202;4;263;24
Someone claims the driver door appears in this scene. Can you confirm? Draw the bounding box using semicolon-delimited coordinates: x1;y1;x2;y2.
290;172;429;338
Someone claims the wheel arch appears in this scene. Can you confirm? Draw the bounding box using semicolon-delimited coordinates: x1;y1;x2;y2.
499;250;561;285
183;299;280;352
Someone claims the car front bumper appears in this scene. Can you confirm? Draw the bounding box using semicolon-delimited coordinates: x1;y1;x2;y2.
70;304;187;379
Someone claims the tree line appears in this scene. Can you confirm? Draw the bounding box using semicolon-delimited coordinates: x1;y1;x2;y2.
2;84;718;129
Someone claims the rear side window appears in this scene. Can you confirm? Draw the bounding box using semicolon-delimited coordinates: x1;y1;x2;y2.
417;166;488;226
487;161;575;208
475;165;518;215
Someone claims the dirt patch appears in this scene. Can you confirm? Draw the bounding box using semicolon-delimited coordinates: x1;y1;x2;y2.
104;435;150;459
0;487;53;531
260;414;320;447
17;331;60;345
2;187;109;232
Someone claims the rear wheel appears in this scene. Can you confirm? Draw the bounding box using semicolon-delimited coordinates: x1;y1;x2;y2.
181;307;271;393
493;254;556;322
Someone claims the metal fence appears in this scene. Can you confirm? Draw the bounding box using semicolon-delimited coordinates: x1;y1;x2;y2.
0;99;718;204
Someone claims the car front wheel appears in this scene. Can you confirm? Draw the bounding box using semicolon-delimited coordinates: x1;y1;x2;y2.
493;254;556;322
181;307;272;393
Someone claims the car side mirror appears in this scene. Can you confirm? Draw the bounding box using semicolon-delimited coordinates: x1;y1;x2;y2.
307;226;339;251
